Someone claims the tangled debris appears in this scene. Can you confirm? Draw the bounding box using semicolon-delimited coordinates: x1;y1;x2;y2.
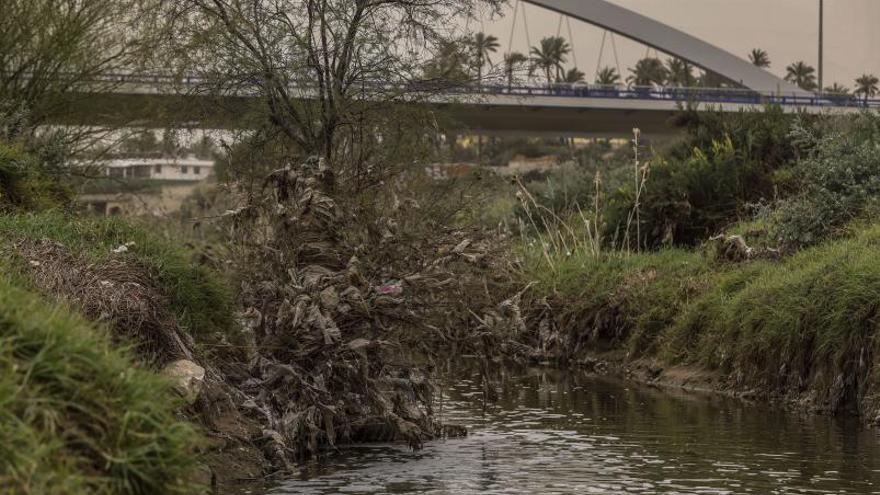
224;157;530;462
708;234;781;262
6;157;538;479
11;238;193;364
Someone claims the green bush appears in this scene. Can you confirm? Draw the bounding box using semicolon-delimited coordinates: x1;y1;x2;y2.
772;112;880;248
0;140;72;212
0;278;203;494
604;106;803;248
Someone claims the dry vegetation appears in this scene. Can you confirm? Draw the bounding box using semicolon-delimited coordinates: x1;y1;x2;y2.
218;157;529;462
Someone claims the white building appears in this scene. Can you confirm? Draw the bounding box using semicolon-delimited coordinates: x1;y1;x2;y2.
103;155;215;181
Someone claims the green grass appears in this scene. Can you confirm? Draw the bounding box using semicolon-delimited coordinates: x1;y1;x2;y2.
522;246;710;355
523;223;880;411
0;212;244;492
670;225;880;382
0;277;203;494
0;212;236;342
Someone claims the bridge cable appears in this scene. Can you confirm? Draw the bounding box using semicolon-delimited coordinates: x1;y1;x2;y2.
505;0;520;59
566;17;578;70
520;1;533;83
610;32;622;77
596;30;623;81
595;30;607;80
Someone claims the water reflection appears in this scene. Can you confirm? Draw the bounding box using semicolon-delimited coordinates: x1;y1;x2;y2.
269;367;880;494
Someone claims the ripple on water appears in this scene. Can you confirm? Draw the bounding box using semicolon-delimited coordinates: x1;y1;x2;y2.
269;368;880;495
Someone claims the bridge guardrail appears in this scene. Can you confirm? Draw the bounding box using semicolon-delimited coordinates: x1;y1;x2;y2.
51;72;880;110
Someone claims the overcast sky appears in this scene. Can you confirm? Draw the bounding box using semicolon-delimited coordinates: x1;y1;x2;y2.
478;0;879;88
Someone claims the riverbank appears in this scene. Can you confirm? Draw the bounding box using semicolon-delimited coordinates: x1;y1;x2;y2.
7;138;880;492
519;221;880;422
0;189;518;493
0;213;238;494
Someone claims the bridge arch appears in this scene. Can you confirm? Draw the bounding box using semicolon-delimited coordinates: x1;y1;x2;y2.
522;0;808;95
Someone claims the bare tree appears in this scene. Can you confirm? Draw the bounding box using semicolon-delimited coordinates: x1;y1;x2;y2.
0;0;159;129
164;0;502;180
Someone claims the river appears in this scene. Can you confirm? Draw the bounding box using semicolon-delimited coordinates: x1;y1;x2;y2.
267;366;880;494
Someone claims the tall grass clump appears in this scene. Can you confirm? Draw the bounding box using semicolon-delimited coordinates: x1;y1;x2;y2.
0;278;203;494
0;140;73;213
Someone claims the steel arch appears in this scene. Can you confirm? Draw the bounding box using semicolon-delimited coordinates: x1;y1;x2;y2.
522;0;808;95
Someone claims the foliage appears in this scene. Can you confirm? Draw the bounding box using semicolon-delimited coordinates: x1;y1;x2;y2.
748;48;771;68
423;39;472;85
0;0;156;123
503;52;529;88
0;277;202;494
785;61;818;91
530;36;571;85
824;83;850;95
627;57;667;87
595;66;621;86
523;221;880;414
521;245;708;357
665;223;880;414
665;58;695;87
0;140;73;212
165;0;501;169
562;67;586;84
854;74;879;102
469;32;500;82
604;106;802;248
697;69;739;89
771;113;880;248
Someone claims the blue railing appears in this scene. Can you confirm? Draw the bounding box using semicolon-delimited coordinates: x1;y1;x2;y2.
84;73;880;109
464;83;879;109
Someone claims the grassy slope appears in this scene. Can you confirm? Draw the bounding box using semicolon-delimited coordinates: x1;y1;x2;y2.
0;212;239;494
523;224;880;415
0;278;202;495
0;213;235;341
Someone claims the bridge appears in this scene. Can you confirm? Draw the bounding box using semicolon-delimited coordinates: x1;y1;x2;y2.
47;0;873;136
54;75;871;137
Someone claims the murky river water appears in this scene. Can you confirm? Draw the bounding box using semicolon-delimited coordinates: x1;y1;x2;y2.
268;367;880;494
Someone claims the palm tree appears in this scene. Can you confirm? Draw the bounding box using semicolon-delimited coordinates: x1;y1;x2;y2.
502;52;528;89
665;58;695;87
530;36;571;85
785;61;817;91
748;48;771;68
562;67;586;84
595;66;620;86
627;57;667;87
823;82;850;95
855;74;879;103
470;32;500;84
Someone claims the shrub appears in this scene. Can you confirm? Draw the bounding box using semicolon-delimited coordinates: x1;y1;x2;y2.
0;140;73;212
772;112;880;248
604;106;803;248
